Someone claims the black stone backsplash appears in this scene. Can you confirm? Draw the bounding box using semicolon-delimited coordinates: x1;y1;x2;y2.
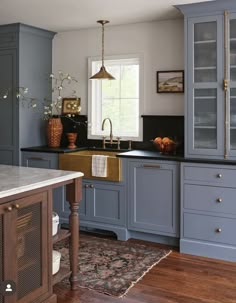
61;115;184;152
141;115;184;152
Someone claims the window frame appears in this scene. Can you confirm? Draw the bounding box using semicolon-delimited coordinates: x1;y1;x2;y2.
88;53;144;141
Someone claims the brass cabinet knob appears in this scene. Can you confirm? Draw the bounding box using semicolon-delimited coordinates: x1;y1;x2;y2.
90;184;94;188
216;198;222;203
14;204;20;209
6;206;12;212
215;228;222;233
217;173;223;178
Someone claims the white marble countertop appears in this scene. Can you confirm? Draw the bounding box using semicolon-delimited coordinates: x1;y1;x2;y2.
0;165;83;199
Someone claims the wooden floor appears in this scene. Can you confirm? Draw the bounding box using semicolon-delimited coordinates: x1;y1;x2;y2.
54;233;236;303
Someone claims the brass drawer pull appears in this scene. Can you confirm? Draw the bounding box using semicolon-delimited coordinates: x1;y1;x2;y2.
216;198;222;203
215;228;222;233
217;173;223;178
14;204;20;209
143;164;161;169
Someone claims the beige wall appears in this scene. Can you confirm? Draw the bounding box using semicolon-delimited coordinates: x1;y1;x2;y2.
53;19;184;116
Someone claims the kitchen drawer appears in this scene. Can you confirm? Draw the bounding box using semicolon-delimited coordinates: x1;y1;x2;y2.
183;165;236;187
183;213;236;246
184;184;236;215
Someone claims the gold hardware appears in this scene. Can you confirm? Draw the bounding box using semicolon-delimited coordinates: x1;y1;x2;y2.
216;198;222;203
14;204;20;209
90;184;94;188
143;164;161;169
223;79;228;91
217;173;222;178
6;206;12;212
216;228;222;233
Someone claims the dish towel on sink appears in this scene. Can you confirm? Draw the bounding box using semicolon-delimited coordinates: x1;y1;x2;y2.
92;155;108;177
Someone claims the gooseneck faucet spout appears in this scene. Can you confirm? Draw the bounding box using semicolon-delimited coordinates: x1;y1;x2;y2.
101;118;113;143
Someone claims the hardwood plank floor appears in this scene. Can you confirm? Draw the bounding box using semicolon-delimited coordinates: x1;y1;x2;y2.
54;233;236;303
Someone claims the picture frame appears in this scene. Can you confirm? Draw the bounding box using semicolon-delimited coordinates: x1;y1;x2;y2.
156;70;184;93
62;98;81;115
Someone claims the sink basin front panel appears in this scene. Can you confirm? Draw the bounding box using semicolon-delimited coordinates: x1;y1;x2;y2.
59;151;121;182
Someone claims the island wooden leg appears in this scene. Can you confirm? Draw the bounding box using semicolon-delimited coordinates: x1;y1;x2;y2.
66;177;82;290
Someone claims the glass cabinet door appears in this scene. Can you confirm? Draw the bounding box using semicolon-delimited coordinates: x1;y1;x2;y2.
229;17;236;153
187;16;224;157
194;88;217;149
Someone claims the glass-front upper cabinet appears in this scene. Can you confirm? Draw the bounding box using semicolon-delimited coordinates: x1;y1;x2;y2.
177;0;236;160
186;16;224;158
229;16;236;154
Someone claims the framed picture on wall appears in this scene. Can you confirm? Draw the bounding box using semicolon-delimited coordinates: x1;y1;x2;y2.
62;98;81;115
157;70;184;93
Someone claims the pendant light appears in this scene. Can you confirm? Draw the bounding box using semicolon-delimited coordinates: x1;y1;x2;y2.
90;20;115;80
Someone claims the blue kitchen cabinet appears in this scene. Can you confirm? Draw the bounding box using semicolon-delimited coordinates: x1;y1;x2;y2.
21;151;64;215
62;179;127;240
128;159;179;237
176;0;236;159
0;24;55;165
181;162;236;262
21;151;128;240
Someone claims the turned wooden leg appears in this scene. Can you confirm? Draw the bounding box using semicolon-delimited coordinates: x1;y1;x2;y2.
66;177;82;290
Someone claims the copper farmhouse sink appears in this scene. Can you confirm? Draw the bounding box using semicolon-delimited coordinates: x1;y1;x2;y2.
59;150;121;182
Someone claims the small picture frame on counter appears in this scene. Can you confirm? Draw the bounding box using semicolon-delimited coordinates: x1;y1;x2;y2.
62;98;81;115
157;70;184;93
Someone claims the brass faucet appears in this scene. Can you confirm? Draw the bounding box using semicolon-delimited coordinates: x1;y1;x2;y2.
101;118;113;143
101;118;121;149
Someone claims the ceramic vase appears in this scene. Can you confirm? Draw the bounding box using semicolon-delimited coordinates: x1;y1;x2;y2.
66;132;77;149
47;118;63;148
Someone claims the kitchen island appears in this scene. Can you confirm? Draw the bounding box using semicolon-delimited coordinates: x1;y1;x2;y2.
0;165;83;303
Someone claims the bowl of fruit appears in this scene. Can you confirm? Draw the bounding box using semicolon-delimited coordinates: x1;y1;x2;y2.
152;137;178;154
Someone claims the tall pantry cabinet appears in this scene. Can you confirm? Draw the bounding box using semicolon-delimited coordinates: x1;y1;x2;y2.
176;0;236;159
0;23;55;165
177;0;236;262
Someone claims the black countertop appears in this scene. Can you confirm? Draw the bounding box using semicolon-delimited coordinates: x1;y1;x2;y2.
21;146;236;165
21;146;87;153
117;150;236;165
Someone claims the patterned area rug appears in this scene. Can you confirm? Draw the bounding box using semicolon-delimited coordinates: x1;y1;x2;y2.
56;234;171;297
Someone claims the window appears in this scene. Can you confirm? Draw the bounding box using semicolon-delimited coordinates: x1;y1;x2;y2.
88;54;143;141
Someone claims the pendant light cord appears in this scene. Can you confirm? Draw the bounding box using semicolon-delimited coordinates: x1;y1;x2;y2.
102;22;105;67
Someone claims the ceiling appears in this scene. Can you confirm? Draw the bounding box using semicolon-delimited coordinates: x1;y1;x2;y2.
0;0;213;32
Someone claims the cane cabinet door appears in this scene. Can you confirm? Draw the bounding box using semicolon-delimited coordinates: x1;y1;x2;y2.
0;191;51;303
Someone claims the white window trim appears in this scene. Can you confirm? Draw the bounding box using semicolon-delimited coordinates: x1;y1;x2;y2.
88;53;144;141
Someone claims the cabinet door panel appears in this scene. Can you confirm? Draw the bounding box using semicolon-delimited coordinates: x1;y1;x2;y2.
228;14;236;157
15;192;50;303
77;183;90;221
0;49;17;165
129;161;179;236
0;203;17;303
186;15;224;158
90;183;125;226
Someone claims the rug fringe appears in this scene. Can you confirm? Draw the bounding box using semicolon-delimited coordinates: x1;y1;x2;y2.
120;250;172;298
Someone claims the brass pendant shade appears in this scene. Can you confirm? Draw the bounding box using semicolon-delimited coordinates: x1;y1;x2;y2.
90;20;115;80
90;66;115;80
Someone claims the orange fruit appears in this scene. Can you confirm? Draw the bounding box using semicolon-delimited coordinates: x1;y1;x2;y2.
154;137;162;144
162;137;170;143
